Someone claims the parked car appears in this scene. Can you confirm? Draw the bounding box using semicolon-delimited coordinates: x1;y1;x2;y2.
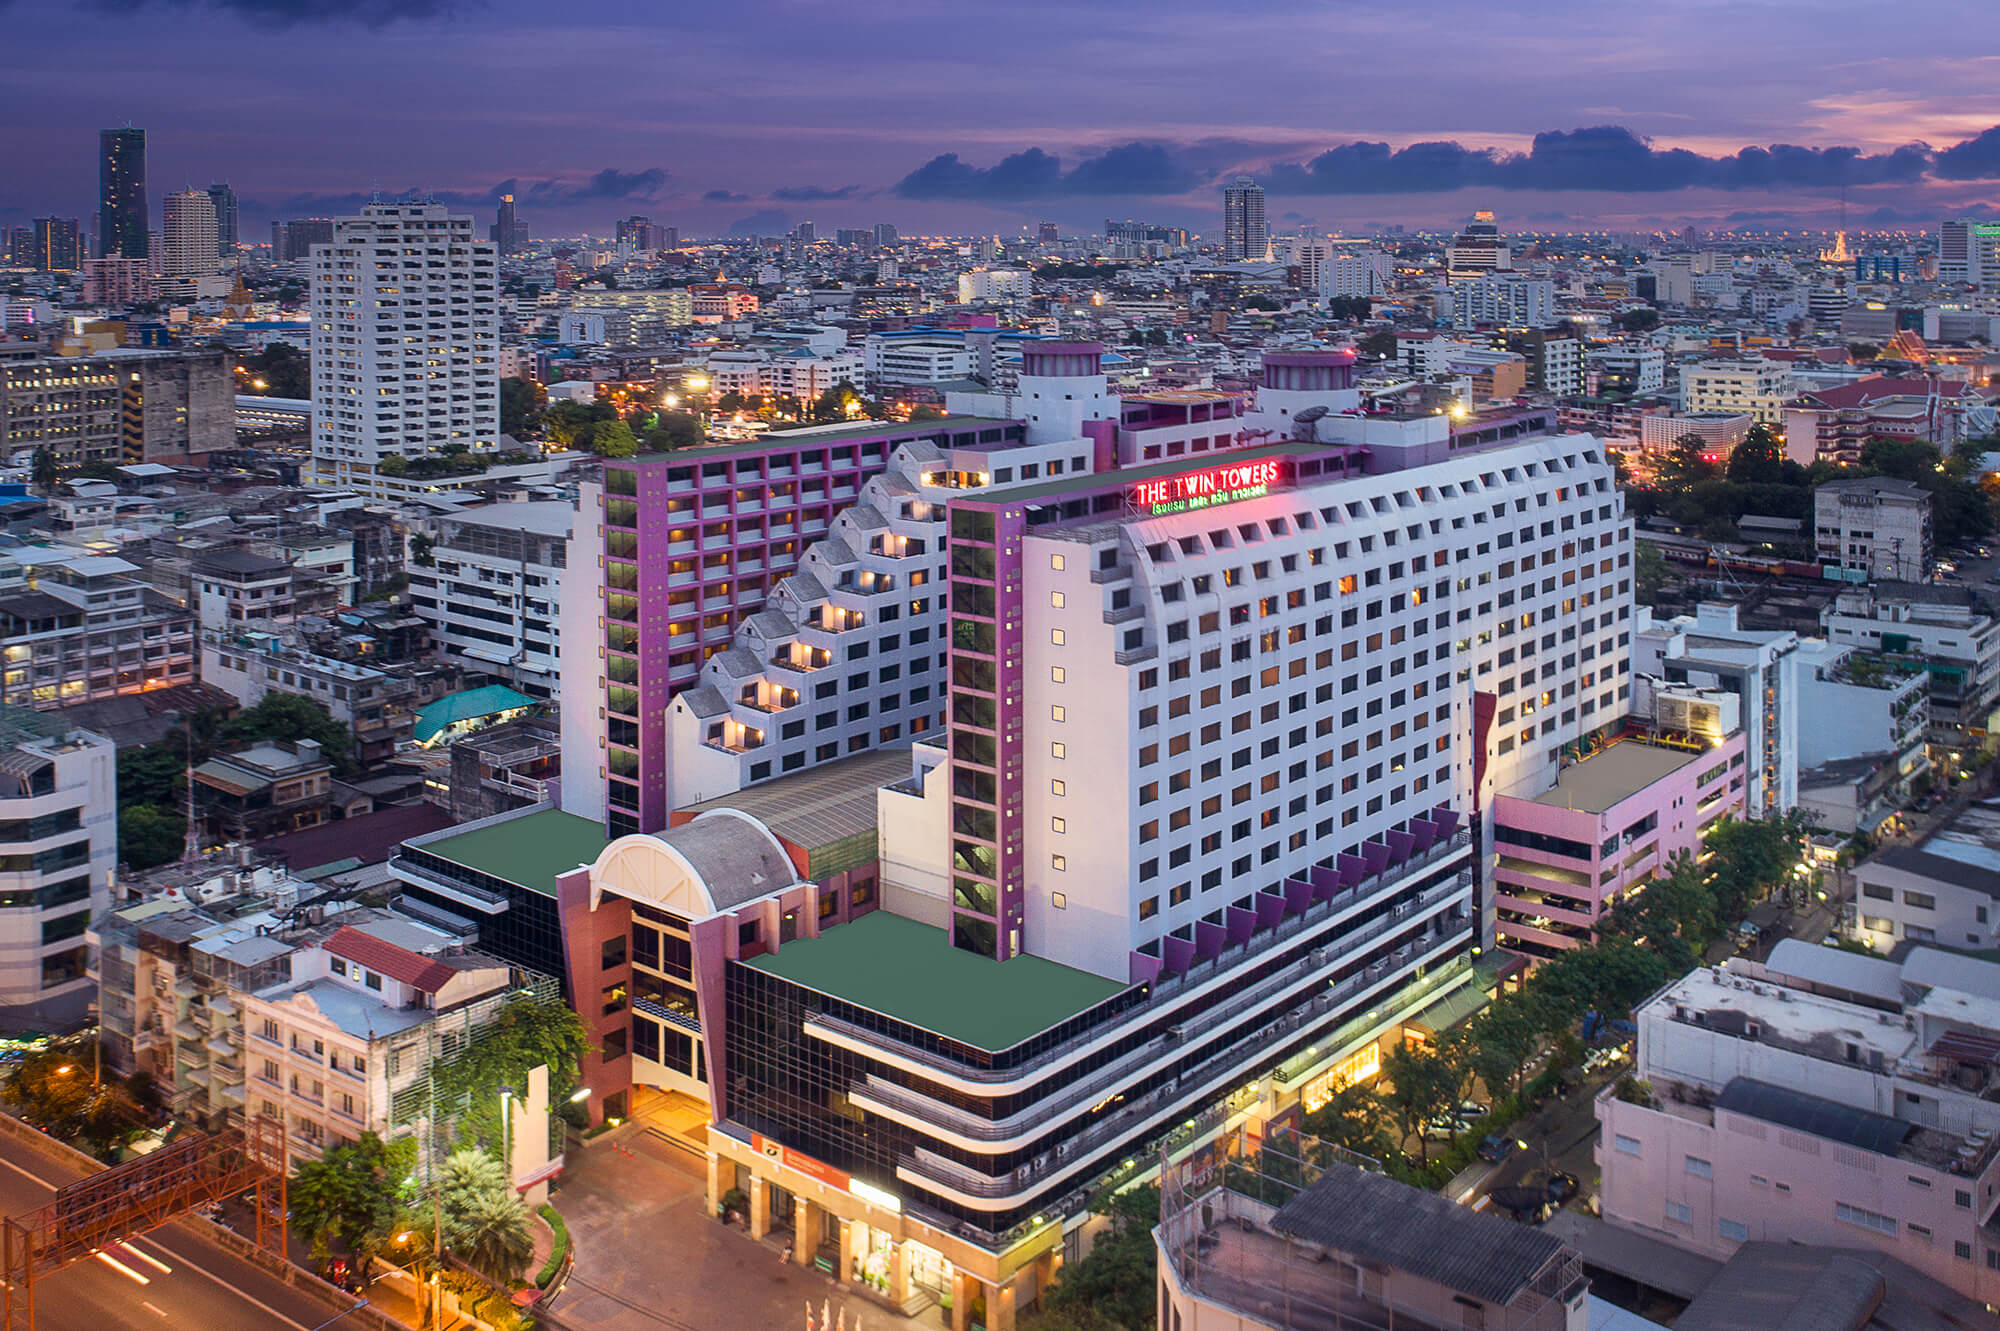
1423;1116;1472;1141
1477;1134;1517;1164
1457;1099;1491;1120
1488;1184;1553;1223
1543;1171;1580;1205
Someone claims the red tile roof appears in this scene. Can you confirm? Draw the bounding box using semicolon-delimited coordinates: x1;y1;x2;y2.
324;926;459;993
1798;375;1979;411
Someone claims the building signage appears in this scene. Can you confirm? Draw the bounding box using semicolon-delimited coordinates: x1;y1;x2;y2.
753;1132;851;1191
1129;459;1283;516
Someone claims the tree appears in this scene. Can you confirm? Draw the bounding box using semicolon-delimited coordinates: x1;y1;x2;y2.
1616;307;1660;333
119;805;186;872
1043;1186;1158;1331
1657;433;1719;492
290;1133;416;1263
410;533;435;567
1325;295;1372;321
1726;424;1786;486
31;447;58;495
644;411;702;450
1357;329;1398;360
1466;998;1538;1102
377;454;408;477
499;377;546;440
216;692;353;773
715;391;747;415
423;996;592;1156
910;404;945;421
1300;1079;1389;1157
592;419;638;459
1379;1041;1454;1162
1848;342;1881;362
240;344;311;399
1635;541;1669;603
434;1148;533;1281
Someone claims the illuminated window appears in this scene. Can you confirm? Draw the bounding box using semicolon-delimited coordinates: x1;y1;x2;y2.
1051;666;1066;683
1051;554;1065;570
1051;779;1065;796
1051;855;1066;871
1051;742;1066;759
1051;705;1066;722
1051;892;1066;909
1051;817;1066;833
1050;592;1065;608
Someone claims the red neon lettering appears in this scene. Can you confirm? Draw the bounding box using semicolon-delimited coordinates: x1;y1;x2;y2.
1130;459;1282;509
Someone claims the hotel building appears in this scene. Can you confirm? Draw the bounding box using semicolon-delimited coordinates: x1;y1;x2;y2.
466;345;1635;1328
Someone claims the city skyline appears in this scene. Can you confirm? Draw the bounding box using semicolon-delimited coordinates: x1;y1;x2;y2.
7;0;2000;237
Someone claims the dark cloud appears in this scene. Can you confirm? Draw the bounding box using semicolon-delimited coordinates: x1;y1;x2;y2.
1266;126;1933;194
72;0;465;26
726;209;791;236
772;184;860;201
704;190;751;203
1933;126;2000;181
893;124;1992;200
247;168;665;219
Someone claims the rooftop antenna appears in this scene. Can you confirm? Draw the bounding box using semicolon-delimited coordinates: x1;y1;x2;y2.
181;741;200;866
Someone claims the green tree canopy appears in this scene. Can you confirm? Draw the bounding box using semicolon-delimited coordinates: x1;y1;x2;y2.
644;411;702;450
1726;424;1787;486
1617;307;1660;333
290;1133;417;1262
217;692;354;774
592;419;638;458
1043;1185;1158;1331
499;377;546;440
240;343;311;399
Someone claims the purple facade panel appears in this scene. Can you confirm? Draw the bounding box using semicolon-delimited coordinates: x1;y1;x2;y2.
1160;936;1195;976
1283;877;1313;915
1132;948;1167;984
1254;893;1285;930
1226;906;1256;947
1194;919;1226;962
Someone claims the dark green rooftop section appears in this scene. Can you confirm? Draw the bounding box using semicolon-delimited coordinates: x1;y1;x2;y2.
743;910;1128;1053
990;439;1316;506
416;808;612;898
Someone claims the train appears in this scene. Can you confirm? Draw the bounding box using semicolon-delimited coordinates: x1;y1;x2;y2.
1641;531;1827;581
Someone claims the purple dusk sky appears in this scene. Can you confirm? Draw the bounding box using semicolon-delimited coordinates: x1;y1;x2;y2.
7;0;2000;238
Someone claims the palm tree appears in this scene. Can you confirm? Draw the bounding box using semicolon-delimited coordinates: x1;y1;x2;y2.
31;447;58;496
445;1186;532;1282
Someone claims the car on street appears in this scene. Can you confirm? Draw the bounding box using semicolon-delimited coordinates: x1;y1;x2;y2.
1457;1099;1491;1120
1477;1134;1517;1164
1422;1115;1472;1141
1488;1184;1554;1222
1543;1171;1580;1205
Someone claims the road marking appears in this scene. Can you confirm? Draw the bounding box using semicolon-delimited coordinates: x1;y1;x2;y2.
141;1300;169;1318
93;1249;151;1284
0;1146;313;1329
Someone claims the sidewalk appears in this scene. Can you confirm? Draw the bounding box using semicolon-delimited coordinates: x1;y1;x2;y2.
548;1121;948;1331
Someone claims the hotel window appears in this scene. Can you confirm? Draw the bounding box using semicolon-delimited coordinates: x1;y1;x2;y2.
1051;629;1065;645
1052;780;1065;796
1051;817;1066;834
1051;742;1066;759
1050;554;1064;570
1051;892;1066;909
1050;592;1065;608
1138;896;1158;920
1051;666;1066;682
1051;855;1066;871
1051;705;1066;722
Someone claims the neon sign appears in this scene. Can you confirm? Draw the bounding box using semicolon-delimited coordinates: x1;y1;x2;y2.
1129;459;1283;516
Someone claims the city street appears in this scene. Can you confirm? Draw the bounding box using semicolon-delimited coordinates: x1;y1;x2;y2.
0;1127;365;1331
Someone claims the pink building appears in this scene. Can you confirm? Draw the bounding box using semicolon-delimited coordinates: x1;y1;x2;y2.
1596;1077;2000;1305
1492;733;1746;957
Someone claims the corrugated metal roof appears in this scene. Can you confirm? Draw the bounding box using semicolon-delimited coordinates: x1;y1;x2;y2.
679;747;910;852
1271;1159;1567;1306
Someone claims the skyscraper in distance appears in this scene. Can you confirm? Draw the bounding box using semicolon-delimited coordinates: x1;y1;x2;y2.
490;194;526;255
1038;220;1060;243
1222;174;1267;261
99;127;148;261
873;222;898;248
206;182;238;256
31;218;82;272
161;189;220;279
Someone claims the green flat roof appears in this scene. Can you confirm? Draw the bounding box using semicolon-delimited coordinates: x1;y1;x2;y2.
744;910;1127;1053
418;809;612;897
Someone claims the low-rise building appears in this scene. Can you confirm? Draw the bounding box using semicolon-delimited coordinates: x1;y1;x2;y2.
1819;585;2000;752
1633;605;1800;817
1158;1119;1588;1331
1852;843;2000;954
0;554;197;712
1679;358;1793;425
0;708;113;1028
192;738;335;842
1596;944;2000;1305
0;345;233;467
200;627;417;765
1792;640;1929;834
1782;376;1988;466
1493;728;1747;957
1814;477;1933;583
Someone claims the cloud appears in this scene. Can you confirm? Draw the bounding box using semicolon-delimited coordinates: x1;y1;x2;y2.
1933;126;2000;180
1265;126;1933;194
704;190;750;203
247;168;666;218
889;124;2000;199
772;184;860;202
73;0;466;26
727;209;791;236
